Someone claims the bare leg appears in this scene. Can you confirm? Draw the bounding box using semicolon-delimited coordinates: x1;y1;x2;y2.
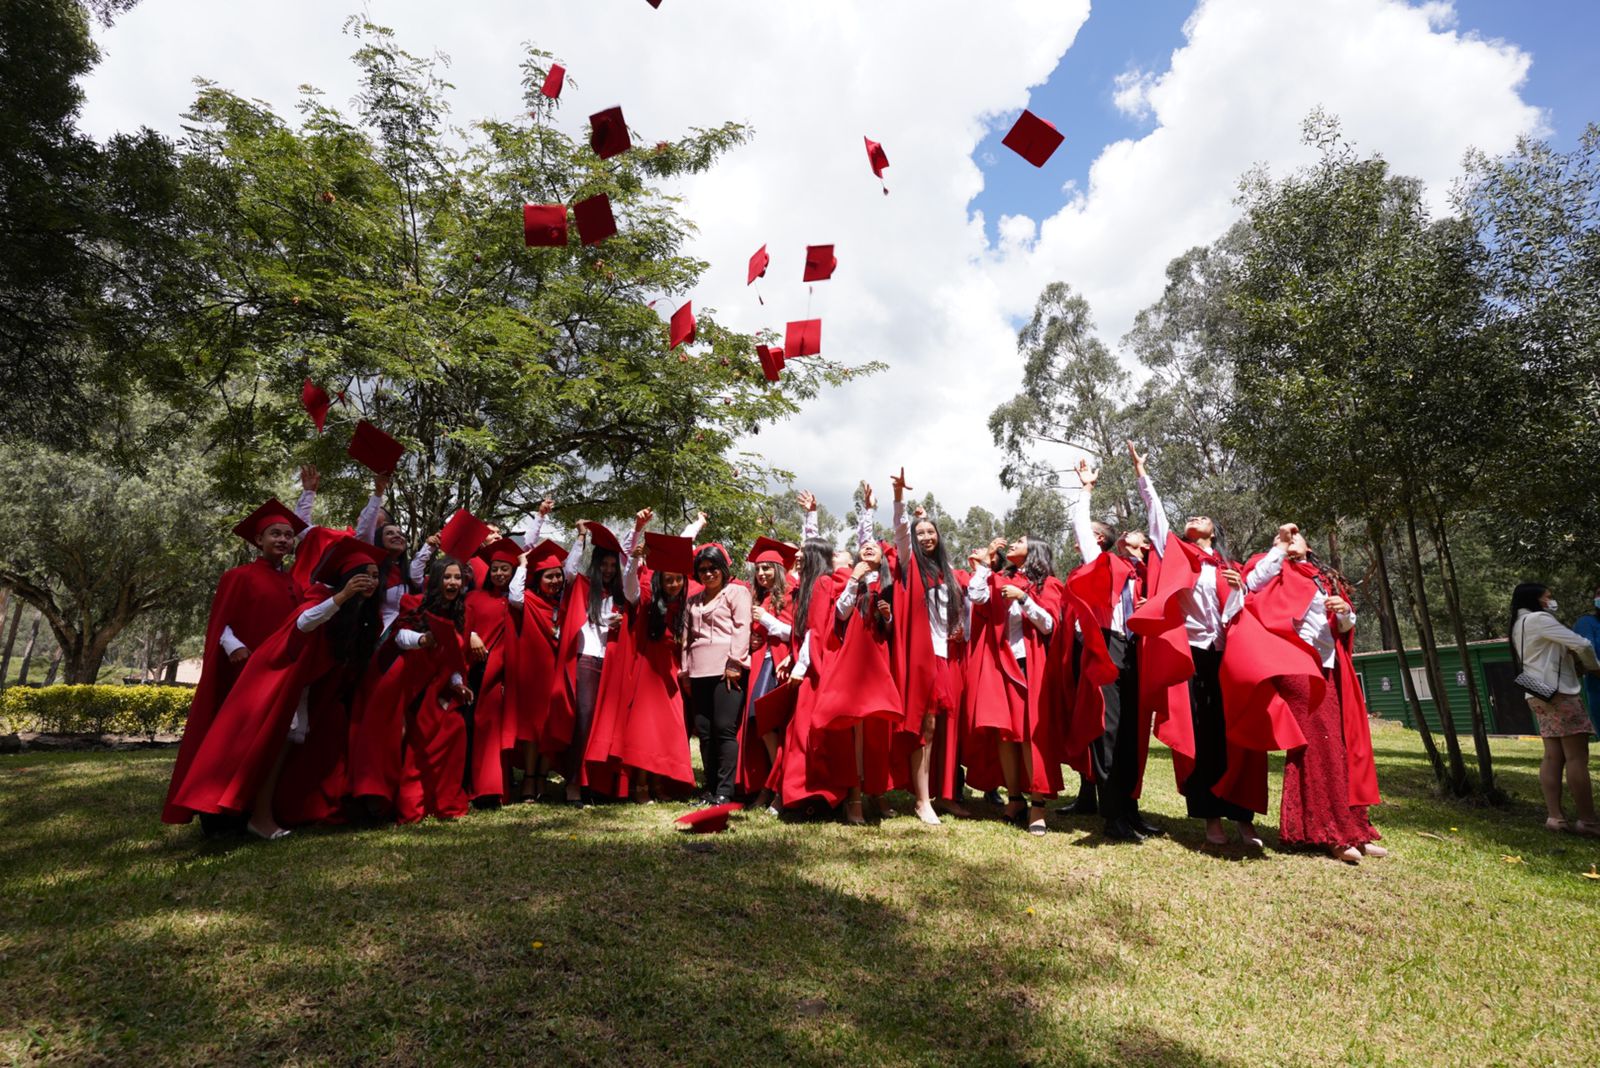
911;714;939;824
249;742;291;838
1540;737;1566;821
998;740;1024;820
518;742;540;799
1562;734;1597;824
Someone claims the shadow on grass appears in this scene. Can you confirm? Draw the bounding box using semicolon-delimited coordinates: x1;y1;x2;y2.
0;751;1238;1067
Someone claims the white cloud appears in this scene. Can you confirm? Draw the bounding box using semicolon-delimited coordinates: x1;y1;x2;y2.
1111;68;1156;120
77;0;1543;523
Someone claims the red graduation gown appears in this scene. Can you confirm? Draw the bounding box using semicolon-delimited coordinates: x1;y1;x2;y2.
736;582;795;794
464;585;513;800
1059;553;1135;779
168;585;343;821
163;557;302;824
505;587;562;750
394;612;472;823
584;566;694;793
965;571;1065;797
779;572;860;808
811;579;904;796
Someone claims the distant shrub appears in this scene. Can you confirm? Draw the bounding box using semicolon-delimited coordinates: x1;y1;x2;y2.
0;685;192;735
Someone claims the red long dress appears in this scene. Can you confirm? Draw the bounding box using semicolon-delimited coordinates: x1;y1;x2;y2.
395;612;472;823
163;557;302;824
779;572;860;808
463;584;513;801
887;551;971;800
346;594;425;810
810;575;904;796
965;570;1065;797
505;584;562;751
737;581;796;794
1239;556;1380;847
168;585;344;822
585;565;694;794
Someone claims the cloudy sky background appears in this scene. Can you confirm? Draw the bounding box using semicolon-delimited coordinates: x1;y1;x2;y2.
78;0;1596;519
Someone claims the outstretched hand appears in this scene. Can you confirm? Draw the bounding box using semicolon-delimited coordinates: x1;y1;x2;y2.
890;467;911;501
635;507;653;530
1126;440;1147;479
538;497;555;516
1075;459;1098;489
299;464;320;492
861;481;877;511
796;490;817;513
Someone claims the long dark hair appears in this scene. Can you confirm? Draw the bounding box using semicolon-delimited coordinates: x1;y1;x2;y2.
791;538;837;635
1507;582;1548;668
753;563;787;614
849;547;894;638
1303;549;1351;600
421;555;470;629
327;567;383;693
1004;536;1053;588
586;548;623;626
647;571;687;644
377;521;416;593
905;514;961;635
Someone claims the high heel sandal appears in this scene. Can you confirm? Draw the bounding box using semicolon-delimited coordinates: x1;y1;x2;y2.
844;800;866;826
1026;805;1048;837
914;801;942;826
1003;800;1027;827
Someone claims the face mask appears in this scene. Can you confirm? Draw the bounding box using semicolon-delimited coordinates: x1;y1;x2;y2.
1545;600;1559;613
1593;598;1600;610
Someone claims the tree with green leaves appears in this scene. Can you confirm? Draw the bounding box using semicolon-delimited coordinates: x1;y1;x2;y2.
0;407;234;685
157;21;875;544
1229;113;1519;798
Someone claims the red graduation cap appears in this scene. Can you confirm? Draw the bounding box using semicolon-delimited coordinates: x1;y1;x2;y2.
478;537;523;566
573;193;617;245
1001;109;1065;168
784;318;821;358
675;801;741;833
583;521;624;554
438;508;492;562
589;106;631;159
523;203;568;247
525;538;568;573
232;498;308;544
756;343;785;383
643;532;694;575
424;611;468;678
747;244;769;285
314;533;391;584
746;536;798;569
802;244;836;283
347;420;404;474
646;0;662;6
669;301;695;349
301;378;331;432
864;136;890;193
540;64;565;100
753;682;798;728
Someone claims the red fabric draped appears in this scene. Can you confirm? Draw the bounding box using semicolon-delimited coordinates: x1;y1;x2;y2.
505;588;562;749
1059;553;1131;776
810;579;903;795
163;558;302;824
541;573;591;756
737;583;795;793
965;571;1065;797
168;586;340;821
585;566;694;793
779;572;858;807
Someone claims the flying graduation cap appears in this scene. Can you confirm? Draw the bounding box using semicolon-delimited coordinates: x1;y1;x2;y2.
802;244;836;283
642;532;695;576
756;343;785;383
1001;109;1065;168
438;508;492;562
748;244;770;304
589;106;631;159
523;203;568;247
864;136;890;194
301;378;332;432
784;319;821;358
573;193;617;245
540;64;565;100
669;301;696;349
347;420;404;474
675;801;741;833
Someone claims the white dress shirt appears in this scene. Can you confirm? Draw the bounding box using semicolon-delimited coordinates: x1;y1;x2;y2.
1246;544;1354;669
560;526;638;658
1072;486;1137;637
968;563;1053;660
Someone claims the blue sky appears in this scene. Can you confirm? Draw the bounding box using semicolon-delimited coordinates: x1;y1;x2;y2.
970;0;1600;241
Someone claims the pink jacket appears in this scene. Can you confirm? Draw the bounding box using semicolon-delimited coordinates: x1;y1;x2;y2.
682;582;753;677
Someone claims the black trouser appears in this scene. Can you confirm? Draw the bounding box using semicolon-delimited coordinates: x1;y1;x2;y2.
690;672;746;799
563;655;605;784
1184;646;1254;822
1089;630;1141;821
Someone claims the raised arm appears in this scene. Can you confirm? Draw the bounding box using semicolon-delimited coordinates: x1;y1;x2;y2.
1245;529;1293;593
798;490;819;540
621;542;643;605
890;468;912;564
1130;443;1169;554
563;527;587;581
355;472;389;544
294;465;319;544
1072;460;1100;565
857;482;877;549
680;510;708;540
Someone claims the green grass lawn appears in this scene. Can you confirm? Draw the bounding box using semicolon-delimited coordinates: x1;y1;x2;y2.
2;723;1597;1066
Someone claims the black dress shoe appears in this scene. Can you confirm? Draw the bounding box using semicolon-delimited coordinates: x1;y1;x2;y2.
1060;787;1098;816
1103;817;1146;843
983;789;1004;806
1128;812;1166;838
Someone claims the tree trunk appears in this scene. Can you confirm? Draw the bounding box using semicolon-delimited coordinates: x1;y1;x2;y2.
1402;503;1470;796
1367;519;1446;782
1430;507;1500;800
0;600;23;690
16;614;42;685
42;654;61;686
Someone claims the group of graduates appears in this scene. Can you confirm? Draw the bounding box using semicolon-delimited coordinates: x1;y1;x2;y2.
162;442;1385;865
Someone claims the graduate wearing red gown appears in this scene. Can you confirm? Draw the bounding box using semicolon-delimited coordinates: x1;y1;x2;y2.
169;534;388;838
964;540;1066;832
503;538;567;801
585;537;695;799
738;538;799;802
463;537;520;804
778;549;857;812
163;499;307;826
1239;528;1381;861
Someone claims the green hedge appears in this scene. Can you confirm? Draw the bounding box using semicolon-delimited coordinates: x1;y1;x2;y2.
0;685;193;736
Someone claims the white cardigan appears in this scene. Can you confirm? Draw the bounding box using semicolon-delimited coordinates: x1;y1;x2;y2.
1513;609;1600;696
